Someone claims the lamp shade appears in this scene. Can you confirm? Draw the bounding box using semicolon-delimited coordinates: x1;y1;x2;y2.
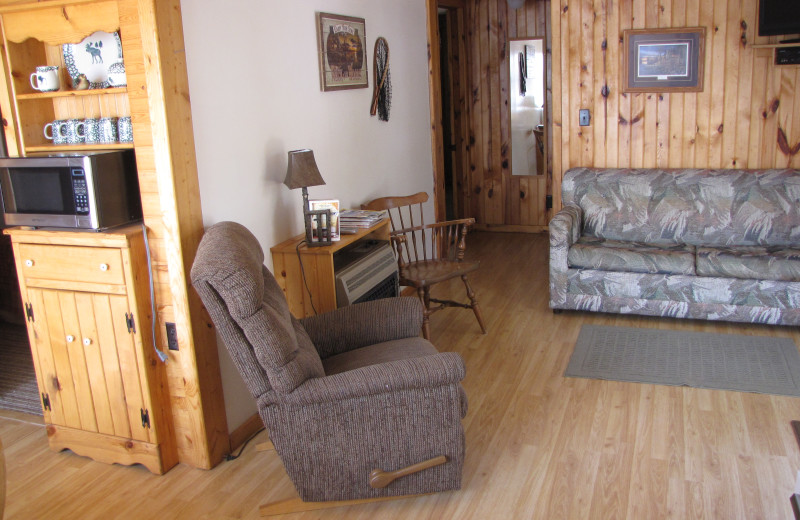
284;149;326;190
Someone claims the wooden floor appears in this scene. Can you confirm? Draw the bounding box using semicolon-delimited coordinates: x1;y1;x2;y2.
3;231;800;519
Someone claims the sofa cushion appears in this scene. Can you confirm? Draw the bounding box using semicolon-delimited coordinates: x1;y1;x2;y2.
696;246;800;281
568;236;696;275
562;168;800;247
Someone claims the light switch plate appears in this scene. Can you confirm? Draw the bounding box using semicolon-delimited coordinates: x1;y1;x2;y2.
579;109;591;126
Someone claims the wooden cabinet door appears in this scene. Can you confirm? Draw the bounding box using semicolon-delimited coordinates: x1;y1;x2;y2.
26;287;152;443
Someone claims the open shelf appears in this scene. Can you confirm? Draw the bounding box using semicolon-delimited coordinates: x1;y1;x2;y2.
16;87;127;100
25;142;134;154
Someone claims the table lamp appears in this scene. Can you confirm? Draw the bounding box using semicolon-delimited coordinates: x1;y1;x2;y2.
284;149;332;246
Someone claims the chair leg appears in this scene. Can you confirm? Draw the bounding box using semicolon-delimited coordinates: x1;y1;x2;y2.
418;287;432;340
461;275;486;334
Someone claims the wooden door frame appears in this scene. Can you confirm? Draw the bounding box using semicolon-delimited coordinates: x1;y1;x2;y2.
426;0;465;223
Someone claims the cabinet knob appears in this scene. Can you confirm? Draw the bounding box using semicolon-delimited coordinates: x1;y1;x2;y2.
83;338;92;346
25;259;34;267
99;263;109;272
66;335;75;343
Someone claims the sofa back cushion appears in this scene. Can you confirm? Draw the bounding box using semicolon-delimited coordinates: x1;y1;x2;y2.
562;168;800;246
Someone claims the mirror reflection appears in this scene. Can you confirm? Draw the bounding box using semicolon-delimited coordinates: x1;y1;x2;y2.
509;38;546;176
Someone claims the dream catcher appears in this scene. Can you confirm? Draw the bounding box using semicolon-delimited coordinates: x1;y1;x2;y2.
370;37;391;121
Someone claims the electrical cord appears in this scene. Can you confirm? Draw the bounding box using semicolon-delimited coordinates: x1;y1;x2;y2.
226;426;266;461
142;222;169;363
295;239;318;315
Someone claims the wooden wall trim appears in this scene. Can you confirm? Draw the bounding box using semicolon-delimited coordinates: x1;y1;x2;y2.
121;0;229;469
427;0;446;222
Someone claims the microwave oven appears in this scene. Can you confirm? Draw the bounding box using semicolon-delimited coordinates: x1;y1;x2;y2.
0;150;142;230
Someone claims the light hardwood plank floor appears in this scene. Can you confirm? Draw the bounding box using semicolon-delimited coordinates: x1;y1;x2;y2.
2;231;800;519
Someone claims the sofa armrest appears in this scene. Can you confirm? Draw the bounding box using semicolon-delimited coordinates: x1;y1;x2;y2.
273;351;466;406
550;203;582;248
549;203;582;306
300;297;423;359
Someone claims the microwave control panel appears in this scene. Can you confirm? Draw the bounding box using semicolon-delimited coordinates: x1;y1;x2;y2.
71;168;90;215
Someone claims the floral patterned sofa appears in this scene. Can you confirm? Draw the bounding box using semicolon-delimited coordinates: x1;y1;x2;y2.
549;167;800;325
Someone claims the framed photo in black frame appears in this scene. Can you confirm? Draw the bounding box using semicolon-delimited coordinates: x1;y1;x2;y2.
622;27;706;93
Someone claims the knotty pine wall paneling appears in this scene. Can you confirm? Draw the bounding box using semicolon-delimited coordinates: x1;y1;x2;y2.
462;0;551;230
550;0;800;211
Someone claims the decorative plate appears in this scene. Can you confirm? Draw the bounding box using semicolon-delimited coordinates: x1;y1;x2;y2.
62;31;124;89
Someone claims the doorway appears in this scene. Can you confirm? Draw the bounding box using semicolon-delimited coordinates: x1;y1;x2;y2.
427;0;552;230
433;0;468;223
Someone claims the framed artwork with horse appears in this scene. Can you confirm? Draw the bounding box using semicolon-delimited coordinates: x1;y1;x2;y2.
316;12;368;92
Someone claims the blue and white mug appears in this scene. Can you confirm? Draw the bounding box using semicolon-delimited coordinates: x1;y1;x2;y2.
44;119;68;145
60;118;85;145
117;116;133;143
98;117;118;144
83;118;101;144
30;65;60;92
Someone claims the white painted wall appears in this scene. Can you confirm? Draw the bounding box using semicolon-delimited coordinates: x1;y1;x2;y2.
180;0;435;431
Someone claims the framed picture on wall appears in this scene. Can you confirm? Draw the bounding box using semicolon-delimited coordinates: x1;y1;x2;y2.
316;12;368;91
622;27;706;93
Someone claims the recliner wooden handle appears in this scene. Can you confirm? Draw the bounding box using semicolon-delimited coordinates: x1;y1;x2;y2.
369;455;448;489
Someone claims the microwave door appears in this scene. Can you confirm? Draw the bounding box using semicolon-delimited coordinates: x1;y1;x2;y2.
2;167;82;228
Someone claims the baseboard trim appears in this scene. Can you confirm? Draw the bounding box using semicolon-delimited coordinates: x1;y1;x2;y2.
229;413;264;451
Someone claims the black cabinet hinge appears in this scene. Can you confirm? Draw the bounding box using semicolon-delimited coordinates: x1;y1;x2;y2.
25;302;34;322
41;393;51;411
140;408;150;429
546;195;553;210
125;312;136;334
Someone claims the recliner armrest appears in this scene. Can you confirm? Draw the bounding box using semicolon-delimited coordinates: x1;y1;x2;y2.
300;297;424;359
271;351;465;406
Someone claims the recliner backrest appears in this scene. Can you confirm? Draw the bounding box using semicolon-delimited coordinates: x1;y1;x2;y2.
191;221;324;396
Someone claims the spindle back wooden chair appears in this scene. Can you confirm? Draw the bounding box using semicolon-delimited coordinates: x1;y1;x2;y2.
362;192;486;340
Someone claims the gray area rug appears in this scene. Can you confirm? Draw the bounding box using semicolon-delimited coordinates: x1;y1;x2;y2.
565;325;800;397
0;321;42;415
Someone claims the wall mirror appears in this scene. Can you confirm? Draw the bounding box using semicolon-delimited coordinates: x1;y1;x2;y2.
509;37;546;176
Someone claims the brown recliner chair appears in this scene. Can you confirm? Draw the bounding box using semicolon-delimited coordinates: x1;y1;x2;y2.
190;221;467;512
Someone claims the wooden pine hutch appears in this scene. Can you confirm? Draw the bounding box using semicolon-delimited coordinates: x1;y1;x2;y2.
0;0;229;472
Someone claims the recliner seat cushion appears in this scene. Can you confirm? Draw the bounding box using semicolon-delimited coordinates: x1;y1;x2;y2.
568;236;696;275
696;246;800;281
322;337;438;376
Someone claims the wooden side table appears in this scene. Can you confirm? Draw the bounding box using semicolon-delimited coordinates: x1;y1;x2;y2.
271;219;390;318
